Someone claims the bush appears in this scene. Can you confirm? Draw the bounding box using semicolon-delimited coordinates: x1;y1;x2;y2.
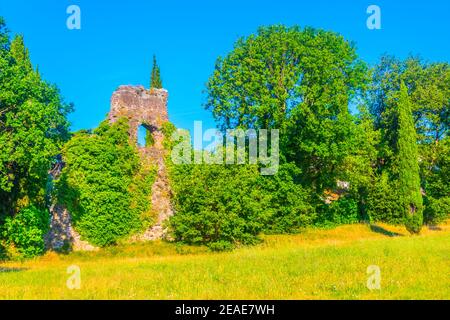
169;162;271;249
366;173;404;224
424;196;450;225
315;197;360;227
261;163;316;233
1;206;49;258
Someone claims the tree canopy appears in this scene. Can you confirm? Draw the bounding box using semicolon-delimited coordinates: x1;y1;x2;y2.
0;23;71;215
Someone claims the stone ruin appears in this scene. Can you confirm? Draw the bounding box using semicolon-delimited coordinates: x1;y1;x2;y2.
109;85;173;241
109;85;168;148
45;85;173;251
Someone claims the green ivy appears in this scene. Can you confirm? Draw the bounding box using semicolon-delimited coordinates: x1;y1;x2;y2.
56;118;155;247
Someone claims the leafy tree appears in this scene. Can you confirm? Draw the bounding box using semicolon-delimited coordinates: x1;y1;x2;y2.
206;25;367;131
395;82;423;233
150;55;163;89
369;57;449;178
0;20;71;258
368;56;448;227
205;25;368;193
0;32;71;215
369;56;449;145
169;160;271;250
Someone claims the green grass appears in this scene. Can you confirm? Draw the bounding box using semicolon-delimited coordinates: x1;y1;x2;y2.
0;223;449;299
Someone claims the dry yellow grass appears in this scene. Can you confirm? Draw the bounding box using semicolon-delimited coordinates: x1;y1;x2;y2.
0;222;449;300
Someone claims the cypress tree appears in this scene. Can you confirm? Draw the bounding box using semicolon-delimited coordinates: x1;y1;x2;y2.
150;55;162;89
396;82;423;233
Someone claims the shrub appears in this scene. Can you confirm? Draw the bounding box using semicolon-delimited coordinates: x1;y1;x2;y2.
1;206;49;258
424;196;450;225
261;163;316;233
366;173;404;224
169;162;271;249
315;196;360;227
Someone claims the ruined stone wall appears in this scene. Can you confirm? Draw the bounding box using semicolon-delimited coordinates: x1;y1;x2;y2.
108;85;168;146
46;85;173;252
109;85;174;241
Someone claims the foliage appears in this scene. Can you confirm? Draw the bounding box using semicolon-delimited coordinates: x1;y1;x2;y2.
205;25;369;193
1;206;49;258
369;56;449;147
56;119;154;247
0;19;447;257
260;163;316;233
316;197;360;227
0;19;70;259
0;26;71;216
424;196;450;225
145;129;155;147
168;161;271;250
165;129;315;246
150;55;163;89
161;121;177;150
395;82;423;233
366;173;404;224
421;137;449;197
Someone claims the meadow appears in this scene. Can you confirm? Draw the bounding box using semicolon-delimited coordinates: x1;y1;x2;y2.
0;222;449;300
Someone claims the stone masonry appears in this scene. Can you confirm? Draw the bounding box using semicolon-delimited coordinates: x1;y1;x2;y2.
46;85;173;251
109;85;173;241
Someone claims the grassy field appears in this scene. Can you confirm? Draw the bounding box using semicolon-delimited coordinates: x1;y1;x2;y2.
0;222;449;300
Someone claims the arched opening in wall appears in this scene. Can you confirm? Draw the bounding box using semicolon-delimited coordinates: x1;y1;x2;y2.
137;124;156;148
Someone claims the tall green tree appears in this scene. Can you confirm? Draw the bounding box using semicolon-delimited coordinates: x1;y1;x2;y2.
396;82;423;233
369;56;449;165
369;56;448;226
150;55;162;89
205;25;368;192
0;27;71;216
0;19;71;258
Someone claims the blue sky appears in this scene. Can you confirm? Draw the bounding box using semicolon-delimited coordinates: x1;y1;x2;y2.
0;0;449;134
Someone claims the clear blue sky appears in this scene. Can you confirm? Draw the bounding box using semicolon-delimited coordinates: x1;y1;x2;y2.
0;0;449;134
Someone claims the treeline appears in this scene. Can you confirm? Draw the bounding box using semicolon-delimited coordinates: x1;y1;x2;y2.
0;21;448;258
168;26;449;250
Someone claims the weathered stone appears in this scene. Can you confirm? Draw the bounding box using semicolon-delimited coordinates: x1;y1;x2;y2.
45;204;98;252
46;85;174;252
109;85;168;145
109;85;173;242
45;161;98;252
